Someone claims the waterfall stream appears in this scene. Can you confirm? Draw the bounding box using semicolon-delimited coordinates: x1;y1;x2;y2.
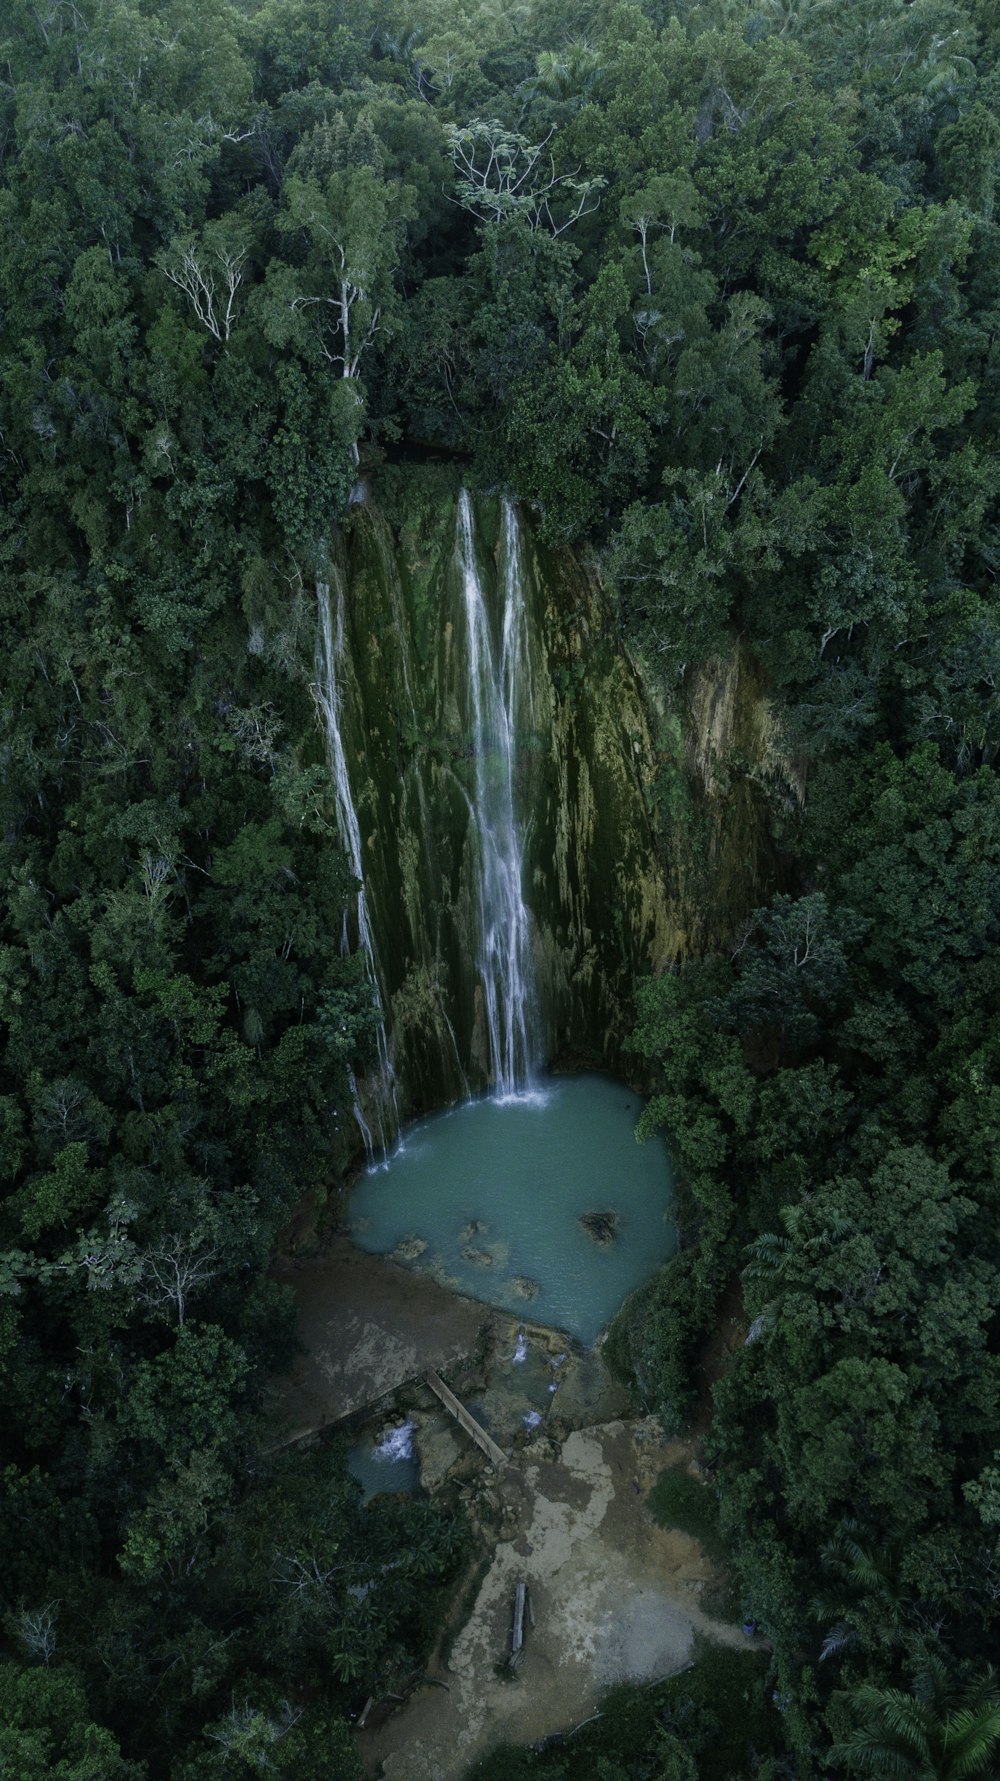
315;573;399;1161
312;485;673;1154
457;491;538;1100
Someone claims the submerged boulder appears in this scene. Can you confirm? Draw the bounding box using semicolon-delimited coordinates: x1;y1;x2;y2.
394;1234;429;1261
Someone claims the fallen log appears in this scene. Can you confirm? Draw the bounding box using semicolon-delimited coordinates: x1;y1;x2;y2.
510;1580;527;1667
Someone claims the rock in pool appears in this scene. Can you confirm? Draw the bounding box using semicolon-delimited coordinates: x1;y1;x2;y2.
579;1209;620;1246
511;1276;539;1301
461;1246;494;1268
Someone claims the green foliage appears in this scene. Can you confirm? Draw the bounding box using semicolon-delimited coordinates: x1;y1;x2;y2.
833;1647;1000;1780
3;2;1000;1777
647;1467;725;1563
626;746;1000;1764
0;1665;143;1780
607;1243;727;1429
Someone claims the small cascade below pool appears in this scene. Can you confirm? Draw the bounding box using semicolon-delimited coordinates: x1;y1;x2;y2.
374;1417;416;1463
347;1419;420;1502
457;491;537;1099
315;572;399;1162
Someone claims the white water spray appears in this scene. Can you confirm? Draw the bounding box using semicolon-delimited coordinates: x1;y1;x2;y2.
374;1419;416;1463
457;492;538;1100
315;573;399;1162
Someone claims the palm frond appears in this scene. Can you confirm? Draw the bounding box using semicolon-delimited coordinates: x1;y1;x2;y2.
830;1730;923;1779
943;1700;1000;1779
819;1619;858;1662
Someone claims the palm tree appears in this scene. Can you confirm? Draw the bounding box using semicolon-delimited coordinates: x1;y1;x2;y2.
518;42;605;110
812;1520;914;1662
833;1646;1000;1780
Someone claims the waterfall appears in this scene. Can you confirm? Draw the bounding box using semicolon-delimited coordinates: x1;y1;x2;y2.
308;486;674;1141
315;573;399;1162
457;491;538;1099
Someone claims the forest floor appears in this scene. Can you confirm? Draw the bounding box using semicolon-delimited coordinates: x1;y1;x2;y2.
359;1420;745;1780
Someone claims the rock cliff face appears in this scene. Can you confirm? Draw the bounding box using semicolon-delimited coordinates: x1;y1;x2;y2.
315;484;797;1134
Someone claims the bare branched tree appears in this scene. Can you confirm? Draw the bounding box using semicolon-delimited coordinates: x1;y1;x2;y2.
12;1600;58;1665
273;1552;346;1597
158;233;247;341
139;1234;219;1326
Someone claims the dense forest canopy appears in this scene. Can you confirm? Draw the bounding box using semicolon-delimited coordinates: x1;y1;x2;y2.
2;0;1000;1775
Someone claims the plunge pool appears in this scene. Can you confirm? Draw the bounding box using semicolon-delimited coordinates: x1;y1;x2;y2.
348;1075;676;1346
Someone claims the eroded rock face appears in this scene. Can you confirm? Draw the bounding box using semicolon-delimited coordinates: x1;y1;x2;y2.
324;483;796;1131
457;1220;487;1243
414;1415;464;1494
394;1235;429;1262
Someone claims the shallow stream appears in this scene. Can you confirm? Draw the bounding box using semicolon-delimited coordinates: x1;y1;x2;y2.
348;1075;675;1347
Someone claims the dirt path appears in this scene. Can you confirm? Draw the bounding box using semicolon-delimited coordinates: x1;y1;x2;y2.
361;1420;743;1780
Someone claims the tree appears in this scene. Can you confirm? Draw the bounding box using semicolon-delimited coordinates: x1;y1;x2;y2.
138;1231;220;1328
0;1665;143;1780
177;1694;362;1778
446;118;605;233
812;1521;915;1662
834;1650;1000;1780
718;892;860;1053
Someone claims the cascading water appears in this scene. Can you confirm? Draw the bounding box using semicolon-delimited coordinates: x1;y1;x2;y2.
501;496;535;739
311;485;676;1153
456;491;538;1099
374;1419;416;1462
315;573;399;1161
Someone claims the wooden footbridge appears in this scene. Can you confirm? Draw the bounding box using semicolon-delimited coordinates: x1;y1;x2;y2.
425;1368;511;1470
274;1364;513;1469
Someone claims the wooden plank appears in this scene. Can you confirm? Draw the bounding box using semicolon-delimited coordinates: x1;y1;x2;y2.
425;1369;510;1470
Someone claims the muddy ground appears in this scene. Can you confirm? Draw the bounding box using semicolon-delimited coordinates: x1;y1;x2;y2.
363;1419;743;1780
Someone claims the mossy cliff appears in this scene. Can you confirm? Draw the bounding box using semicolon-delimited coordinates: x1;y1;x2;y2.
321;481;795;1119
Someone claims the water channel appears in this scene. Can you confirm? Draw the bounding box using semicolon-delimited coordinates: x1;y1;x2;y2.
348;1073;676;1348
